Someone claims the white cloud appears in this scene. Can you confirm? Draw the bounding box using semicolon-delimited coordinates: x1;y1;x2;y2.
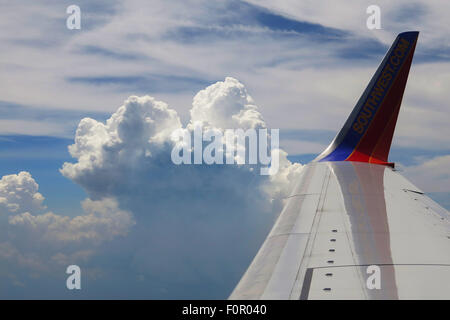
264;148;302;200
0;171;45;215
1;0;449;154
61;77;302;202
280;139;327;155
9;197;135;244
403;154;450;193
0;171;135;276
56;78;303;297
243;0;450;46
1;78;302;297
190;77;265;129
61;95;182;180
0;120;69;137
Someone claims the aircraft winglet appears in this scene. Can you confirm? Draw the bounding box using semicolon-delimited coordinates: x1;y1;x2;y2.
315;31;419;166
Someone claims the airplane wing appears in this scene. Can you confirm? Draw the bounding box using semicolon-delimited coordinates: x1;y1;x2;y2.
229;31;450;300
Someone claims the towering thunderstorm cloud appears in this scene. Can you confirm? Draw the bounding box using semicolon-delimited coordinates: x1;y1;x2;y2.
1;78;302;298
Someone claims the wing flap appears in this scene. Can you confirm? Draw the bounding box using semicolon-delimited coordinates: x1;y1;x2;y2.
229;162;450;300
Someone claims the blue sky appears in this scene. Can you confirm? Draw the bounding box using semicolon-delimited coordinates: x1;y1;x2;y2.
0;0;449;299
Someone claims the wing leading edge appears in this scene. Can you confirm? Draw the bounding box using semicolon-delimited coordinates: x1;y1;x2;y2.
229;32;450;300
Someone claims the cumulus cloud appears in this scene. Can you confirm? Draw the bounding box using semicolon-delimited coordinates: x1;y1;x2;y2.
0;171;45;215
0;77;302;298
61;77;302;203
61;95;182;184
9;197;134;244
190;77;266;129
402;154;450;193
57;77;302;298
0;171;135;282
